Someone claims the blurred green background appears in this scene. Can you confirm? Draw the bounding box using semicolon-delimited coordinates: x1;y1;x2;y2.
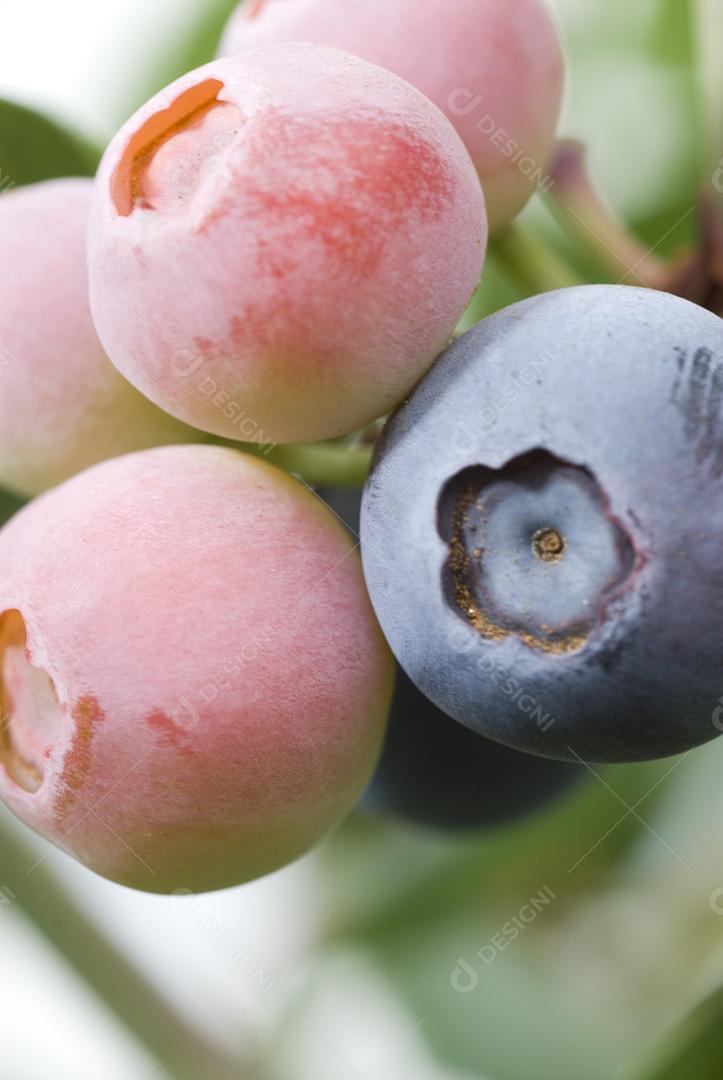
0;1;721;1078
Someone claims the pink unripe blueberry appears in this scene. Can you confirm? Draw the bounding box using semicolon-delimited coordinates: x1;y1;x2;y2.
88;44;486;445
0;179;197;497
220;0;561;232
219;0;565;232
0;445;393;893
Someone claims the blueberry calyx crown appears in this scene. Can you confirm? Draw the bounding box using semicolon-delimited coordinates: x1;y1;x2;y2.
438;449;637;655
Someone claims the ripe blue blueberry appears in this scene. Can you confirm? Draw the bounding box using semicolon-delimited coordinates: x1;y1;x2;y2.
321;486;582;828
367;666;583;829
361;285;723;764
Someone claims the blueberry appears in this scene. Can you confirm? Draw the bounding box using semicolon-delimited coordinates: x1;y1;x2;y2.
366;666;583;829
361;285;723;764
320;486;583;828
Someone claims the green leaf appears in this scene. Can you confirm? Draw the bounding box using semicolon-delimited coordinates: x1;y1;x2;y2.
0;99;100;188
627;986;723;1079
648;0;695;66
0;488;25;527
117;0;241;120
547;0;698;222
320;759;673;943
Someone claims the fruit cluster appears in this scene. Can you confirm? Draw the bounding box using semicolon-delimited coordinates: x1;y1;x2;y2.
1;0;720;894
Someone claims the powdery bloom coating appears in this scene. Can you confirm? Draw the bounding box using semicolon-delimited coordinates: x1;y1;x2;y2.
0;445;393;893
0;179;198;497
219;0;564;232
88;44;487;444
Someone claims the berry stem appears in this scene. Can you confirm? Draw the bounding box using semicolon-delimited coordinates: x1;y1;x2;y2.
265;440;374;487
0;816;247;1080
491;220;584;295
545;140;670;288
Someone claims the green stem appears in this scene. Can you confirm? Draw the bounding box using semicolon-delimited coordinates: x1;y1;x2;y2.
1;817;249;1080
624;984;723;1080
545;140;670;288
266;441;374;488
491;220;584;296
212;436;374;488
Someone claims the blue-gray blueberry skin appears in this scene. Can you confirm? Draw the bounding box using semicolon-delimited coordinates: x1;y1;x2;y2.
319;486;583;829
361;285;723;764
366;666;583;829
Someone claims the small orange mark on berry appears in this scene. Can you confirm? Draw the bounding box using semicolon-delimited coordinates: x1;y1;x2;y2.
111;79;227;217
55;696;104;822
146;710;195;757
